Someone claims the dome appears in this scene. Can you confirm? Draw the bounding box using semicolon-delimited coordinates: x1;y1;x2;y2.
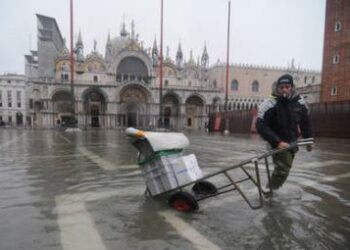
110;36;131;56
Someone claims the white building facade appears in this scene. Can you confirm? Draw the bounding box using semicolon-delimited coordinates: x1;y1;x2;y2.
0;74;27;126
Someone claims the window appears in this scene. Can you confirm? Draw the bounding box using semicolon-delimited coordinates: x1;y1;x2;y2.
312;76;315;84
61;72;69;82
8;116;12;123
0;90;2;107
304;76;308;84
164;80;169;86
16;91;21;108
7;80;11;84
331;86;337;96
252;80;259;92
29;99;33;109
335;21;341;32
188;81;192;87
213;80;217;88
93;75;98;83
231;79;238;91
333;54;340;64
7;90;12;108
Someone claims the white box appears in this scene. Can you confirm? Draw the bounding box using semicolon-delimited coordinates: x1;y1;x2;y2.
140;153;203;195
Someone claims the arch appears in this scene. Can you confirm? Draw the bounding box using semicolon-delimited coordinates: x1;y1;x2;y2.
162;92;181;129
115;52;152;83
119;84;152;128
81;87;109;102
82;87;108;127
252;80;259;92
52;90;73;114
32;89;41;100
185;95;204;128
119;84;151;103
231;79;239;91
52;90;72;101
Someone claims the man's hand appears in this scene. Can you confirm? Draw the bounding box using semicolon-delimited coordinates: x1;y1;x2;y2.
306;144;313;152
277;141;290;149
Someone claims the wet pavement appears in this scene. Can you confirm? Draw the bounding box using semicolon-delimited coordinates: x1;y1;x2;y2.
0;129;349;250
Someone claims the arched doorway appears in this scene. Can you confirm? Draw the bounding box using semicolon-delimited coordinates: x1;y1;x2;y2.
119;85;149;128
185;95;204;130
83;88;107;128
52;90;73;126
162;93;180;129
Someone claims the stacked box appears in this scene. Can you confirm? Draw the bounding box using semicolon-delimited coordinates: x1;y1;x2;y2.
140;153;203;196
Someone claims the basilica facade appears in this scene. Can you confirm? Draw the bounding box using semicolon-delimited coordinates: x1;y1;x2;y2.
24;14;321;130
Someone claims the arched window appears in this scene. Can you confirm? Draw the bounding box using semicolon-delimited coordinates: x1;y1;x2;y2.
228;102;232;110
231;79;238;91
335;21;341;32
252;80;259;92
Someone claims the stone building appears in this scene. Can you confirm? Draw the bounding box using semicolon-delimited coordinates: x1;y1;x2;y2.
24;14;321;130
0;74;27;126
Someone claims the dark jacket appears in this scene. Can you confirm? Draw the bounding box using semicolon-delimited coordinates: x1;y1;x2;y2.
256;89;312;149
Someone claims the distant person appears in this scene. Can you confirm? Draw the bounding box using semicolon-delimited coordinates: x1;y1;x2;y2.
256;74;313;190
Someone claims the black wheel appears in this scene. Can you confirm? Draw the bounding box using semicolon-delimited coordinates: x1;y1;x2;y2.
192;181;218;196
169;191;199;212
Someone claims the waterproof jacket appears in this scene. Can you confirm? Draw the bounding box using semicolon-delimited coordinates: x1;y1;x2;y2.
256;90;312;149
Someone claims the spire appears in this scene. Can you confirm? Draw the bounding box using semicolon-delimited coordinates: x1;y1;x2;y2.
120;15;128;37
152;36;158;66
75;30;84;61
188;49;195;65
176;41;183;69
153;37;158;51
201;43;209;68
105;31;113;63
77;29;83;45
131;20;135;40
107;30;111;45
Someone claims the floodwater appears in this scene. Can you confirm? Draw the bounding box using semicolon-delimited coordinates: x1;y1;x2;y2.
0;129;349;250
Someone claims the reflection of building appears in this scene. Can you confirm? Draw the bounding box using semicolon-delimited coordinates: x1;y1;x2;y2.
24;14;321;130
321;0;350;102
0;74;27;126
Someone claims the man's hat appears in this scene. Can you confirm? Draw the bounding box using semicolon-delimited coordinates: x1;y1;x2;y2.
277;74;294;86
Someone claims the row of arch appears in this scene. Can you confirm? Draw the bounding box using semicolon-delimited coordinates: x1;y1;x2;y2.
32;84;213;129
231;79;260;92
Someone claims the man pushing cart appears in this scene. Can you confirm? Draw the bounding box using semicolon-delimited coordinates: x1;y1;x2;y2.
126;127;314;212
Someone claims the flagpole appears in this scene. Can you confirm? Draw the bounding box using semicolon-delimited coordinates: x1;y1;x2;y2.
224;0;231;134
158;0;164;128
70;0;76;124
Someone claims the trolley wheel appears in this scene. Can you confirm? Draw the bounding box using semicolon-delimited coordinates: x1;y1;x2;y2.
169;191;199;212
192;181;218;196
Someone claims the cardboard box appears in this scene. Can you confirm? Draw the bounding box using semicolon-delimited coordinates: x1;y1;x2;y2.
141;153;203;195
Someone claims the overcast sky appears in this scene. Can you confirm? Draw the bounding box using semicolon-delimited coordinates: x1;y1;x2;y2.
0;0;326;74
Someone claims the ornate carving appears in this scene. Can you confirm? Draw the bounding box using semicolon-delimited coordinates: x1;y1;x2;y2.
121;87;147;103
